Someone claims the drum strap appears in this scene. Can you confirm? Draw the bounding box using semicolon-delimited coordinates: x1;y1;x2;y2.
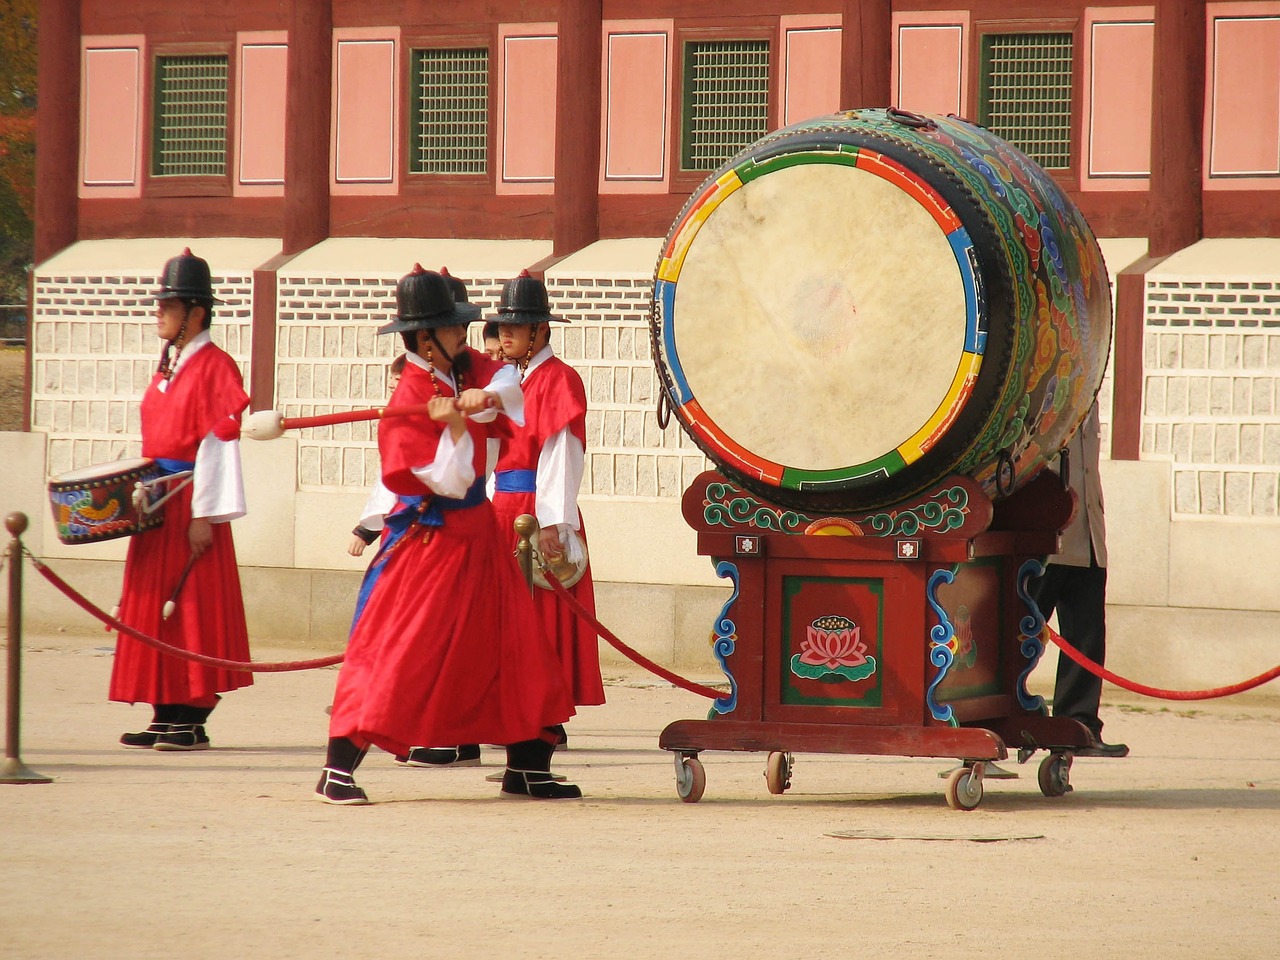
494;469;537;494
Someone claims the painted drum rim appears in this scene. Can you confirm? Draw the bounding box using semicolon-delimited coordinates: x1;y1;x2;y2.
655;143;985;494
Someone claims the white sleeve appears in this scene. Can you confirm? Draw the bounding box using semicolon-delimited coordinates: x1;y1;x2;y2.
535;426;584;532
410;429;477;498
191;434;247;523
474;363;524;427
357;480;398;532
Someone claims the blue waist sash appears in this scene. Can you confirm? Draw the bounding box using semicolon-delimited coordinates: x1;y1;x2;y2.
350;476;487;633
384;477;488;533
494;469;537;494
154;458;195;475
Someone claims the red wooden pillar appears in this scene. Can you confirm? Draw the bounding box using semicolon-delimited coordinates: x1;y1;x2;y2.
284;0;332;256
34;0;79;265
840;0;892;110
1111;1;1205;458
1148;0;1205;257
553;0;602;256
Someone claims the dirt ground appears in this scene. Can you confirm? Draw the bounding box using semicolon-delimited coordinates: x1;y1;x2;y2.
1;627;1278;960
0;346;25;431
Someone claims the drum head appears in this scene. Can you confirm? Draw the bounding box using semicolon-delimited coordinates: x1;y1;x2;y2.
656;145;983;502
50;458;154;484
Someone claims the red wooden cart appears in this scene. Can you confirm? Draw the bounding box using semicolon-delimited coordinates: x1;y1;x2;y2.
659;469;1101;809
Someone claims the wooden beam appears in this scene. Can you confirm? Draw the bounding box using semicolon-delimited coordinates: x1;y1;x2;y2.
1148;0;1205;257
1111;255;1167;460
34;0;80;264
283;1;332;256
840;0;892;110
553;0;603;256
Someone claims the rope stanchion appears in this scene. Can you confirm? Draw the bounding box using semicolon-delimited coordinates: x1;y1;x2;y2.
1045;626;1280;701
541;569;726;701
2;513;52;784
24;549;344;674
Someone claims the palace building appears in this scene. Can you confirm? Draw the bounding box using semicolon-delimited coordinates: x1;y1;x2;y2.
19;1;1280;686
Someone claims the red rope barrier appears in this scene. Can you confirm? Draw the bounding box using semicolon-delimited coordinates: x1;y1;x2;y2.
542;571;727;700
25;551;344;673
1045;626;1280;701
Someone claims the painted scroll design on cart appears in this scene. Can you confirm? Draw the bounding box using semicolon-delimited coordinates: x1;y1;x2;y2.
1015;558;1049;713
708;560;741;717
925;566;960;725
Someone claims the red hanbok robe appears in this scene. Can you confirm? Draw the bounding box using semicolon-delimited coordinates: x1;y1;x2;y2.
109;338;252;704
328;352;575;755
492;352;605;706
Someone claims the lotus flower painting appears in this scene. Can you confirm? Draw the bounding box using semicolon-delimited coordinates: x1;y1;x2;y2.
790;615;878;682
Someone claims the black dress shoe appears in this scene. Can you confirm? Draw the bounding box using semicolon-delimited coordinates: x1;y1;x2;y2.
153;724;211;751
120;723;171;748
315;768;370;805
395;744;481;767
1075;741;1129;758
500;769;583;800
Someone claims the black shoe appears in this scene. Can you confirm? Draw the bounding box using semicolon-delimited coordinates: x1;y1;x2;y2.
153;724;211;751
120;723;171;748
500;769;582;800
315;768;370;805
1075;741;1129;758
395;745;481;767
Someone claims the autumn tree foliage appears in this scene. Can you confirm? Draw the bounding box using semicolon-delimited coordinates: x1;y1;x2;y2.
0;0;38;303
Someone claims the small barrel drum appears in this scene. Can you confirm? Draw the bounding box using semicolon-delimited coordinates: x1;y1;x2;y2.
48;458;166;544
651;108;1111;512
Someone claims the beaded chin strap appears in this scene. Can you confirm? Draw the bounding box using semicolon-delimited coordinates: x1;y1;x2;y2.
421;333;463;396
157;303;193;381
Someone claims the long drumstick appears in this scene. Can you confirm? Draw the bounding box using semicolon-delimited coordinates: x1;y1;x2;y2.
161;554;199;620
245;404;431;440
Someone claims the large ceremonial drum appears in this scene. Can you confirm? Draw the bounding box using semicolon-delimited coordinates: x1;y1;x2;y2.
652;108;1112;512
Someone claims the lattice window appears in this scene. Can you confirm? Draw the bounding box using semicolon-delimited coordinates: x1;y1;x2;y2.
410;48;489;175
152;55;229;177
978;33;1073;170
681;40;770;171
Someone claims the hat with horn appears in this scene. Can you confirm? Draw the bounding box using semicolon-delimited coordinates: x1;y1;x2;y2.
492;269;567;324
155;248;222;304
378;264;482;335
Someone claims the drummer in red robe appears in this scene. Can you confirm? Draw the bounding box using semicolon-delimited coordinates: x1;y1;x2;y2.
316;265;580;804
113;249;252;750
490;271;606;734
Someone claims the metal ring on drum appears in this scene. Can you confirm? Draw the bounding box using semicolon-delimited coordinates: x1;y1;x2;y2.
651;108;1112;513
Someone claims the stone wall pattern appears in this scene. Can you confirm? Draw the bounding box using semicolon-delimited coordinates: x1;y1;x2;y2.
1143;278;1280;518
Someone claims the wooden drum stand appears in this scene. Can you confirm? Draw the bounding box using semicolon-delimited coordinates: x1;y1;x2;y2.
659;469;1094;810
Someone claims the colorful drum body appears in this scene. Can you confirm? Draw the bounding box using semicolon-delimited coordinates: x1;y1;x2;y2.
47;457;165;544
652;109;1111;512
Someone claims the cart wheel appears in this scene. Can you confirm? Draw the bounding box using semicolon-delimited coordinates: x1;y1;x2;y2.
765;751;792;794
1038;752;1073;797
675;755;706;803
945;766;983;811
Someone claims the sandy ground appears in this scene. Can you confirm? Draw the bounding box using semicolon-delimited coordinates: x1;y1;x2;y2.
1;625;1278;960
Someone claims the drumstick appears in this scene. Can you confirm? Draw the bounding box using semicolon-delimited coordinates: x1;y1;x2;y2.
161;554;199;620
245;404;432;440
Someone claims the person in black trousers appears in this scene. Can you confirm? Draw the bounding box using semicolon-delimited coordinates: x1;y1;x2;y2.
1031;402;1128;757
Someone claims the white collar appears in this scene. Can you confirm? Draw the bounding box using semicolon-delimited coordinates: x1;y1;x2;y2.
523;344;555;378
405;349;455;388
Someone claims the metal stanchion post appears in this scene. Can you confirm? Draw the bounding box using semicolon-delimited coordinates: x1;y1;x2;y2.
2;512;52;784
514;514;538;597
